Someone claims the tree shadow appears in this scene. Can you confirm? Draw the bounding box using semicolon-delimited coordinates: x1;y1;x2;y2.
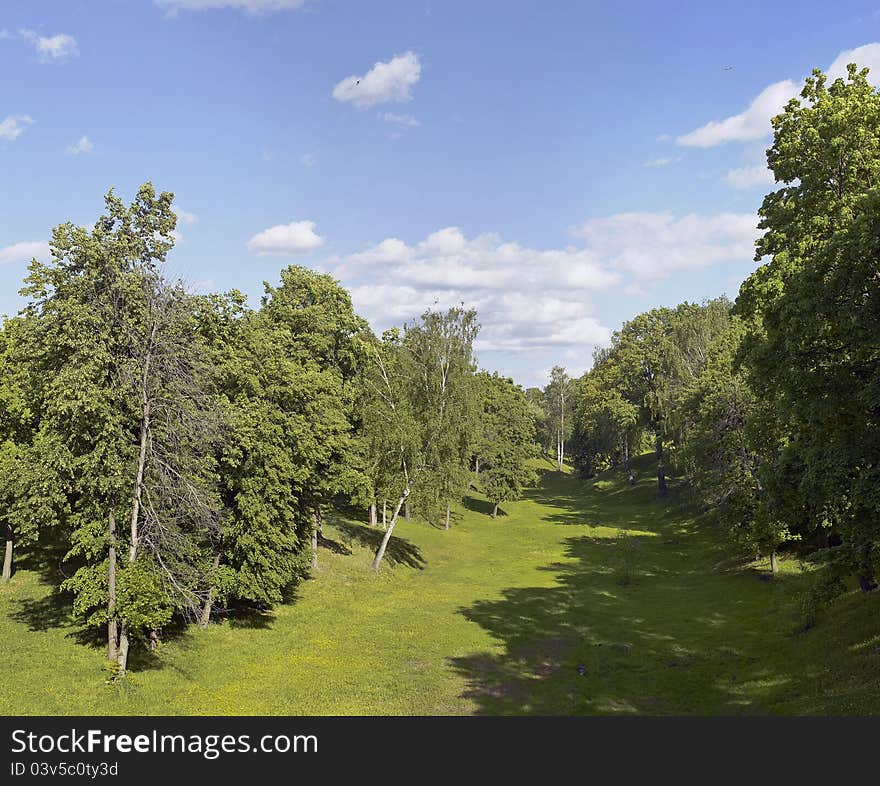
450;469;814;715
463;496;503;517
8;591;75;632
318;533;353;556
330;520;426;569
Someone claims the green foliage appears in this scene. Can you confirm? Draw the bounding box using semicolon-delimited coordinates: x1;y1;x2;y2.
202;267;368;606
736;63;880;582
476;372;537;511
4;461;879;715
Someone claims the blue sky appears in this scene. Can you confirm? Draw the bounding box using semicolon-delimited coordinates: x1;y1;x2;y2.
2;0;880;387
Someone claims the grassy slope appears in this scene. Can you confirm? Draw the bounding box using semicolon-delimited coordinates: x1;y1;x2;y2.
1;455;878;715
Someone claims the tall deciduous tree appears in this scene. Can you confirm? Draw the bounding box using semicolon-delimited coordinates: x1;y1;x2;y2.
736;63;880;585
21;184;220;675
476;372;537;518
543;366;572;471
369;307;478;570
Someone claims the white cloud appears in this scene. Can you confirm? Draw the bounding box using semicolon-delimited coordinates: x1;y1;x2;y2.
248;220;324;254
317;210;758;375
300;152;317;167
20;30;79;62
826;42;880;81
573;211;759;279
382;112;420;127
172;204;198;225
0;241;50;266
0;115;33;142
678;42;880;148
155;0;305;12
0;29;10;40
332;52;421;109
677;80;800;148
65;136;94;155
643;156;677;167
724;163;775;189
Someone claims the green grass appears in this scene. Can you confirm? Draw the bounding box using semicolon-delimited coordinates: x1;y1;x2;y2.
2;455;879;715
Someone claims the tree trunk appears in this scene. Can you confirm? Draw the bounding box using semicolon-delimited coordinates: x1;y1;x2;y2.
560;400;565;470
444;503;450;531
475;457;480;476
369;502;377;527
556;431;563;472
404;500;410;520
2;524;13;582
770;552;778;575
656;434;668;497
382;499;387;530
372;491;408;571
199;551;221;629
117;343;153;678
311;513;319;570
116;623;130;676
107;511;117;661
492;502;498;519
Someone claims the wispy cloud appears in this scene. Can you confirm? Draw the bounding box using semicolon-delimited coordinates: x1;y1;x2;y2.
65;136;94;155
155;0;306;13
0;241;50;266
172;204;198;225
382;112;420;128
723;163;775;189
643;156;678;168
0;115;33;142
20;29;79;62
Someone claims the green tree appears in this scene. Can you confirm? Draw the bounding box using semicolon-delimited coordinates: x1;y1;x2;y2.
369;307;479;570
543;366;573;471
197;266;367;618
21;184;220;675
736;63;880;585
476;372;537;518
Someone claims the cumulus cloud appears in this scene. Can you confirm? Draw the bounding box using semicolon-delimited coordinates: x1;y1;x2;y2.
0;115;33;141
65;136;94;155
574;211;759;279
677;42;880;148
677;80;799;148
0;241;50;266
248;220;324;254
155;0;305;12
20;30;79;62
332;52;421;109
320;210;757;376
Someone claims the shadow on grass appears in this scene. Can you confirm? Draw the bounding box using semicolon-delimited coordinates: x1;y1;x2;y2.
8;591;74;632
450;467;813;716
318;533;353;556
463;496;505;517
330;520;426;569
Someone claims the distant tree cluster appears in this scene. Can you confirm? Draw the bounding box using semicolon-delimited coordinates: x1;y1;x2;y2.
0;187;538;676
570;64;880;595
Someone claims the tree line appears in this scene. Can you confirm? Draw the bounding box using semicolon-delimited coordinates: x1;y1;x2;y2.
565;64;880;602
0;186;537;676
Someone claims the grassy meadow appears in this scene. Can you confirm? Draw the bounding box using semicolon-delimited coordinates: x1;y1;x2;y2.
2;455;878;715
